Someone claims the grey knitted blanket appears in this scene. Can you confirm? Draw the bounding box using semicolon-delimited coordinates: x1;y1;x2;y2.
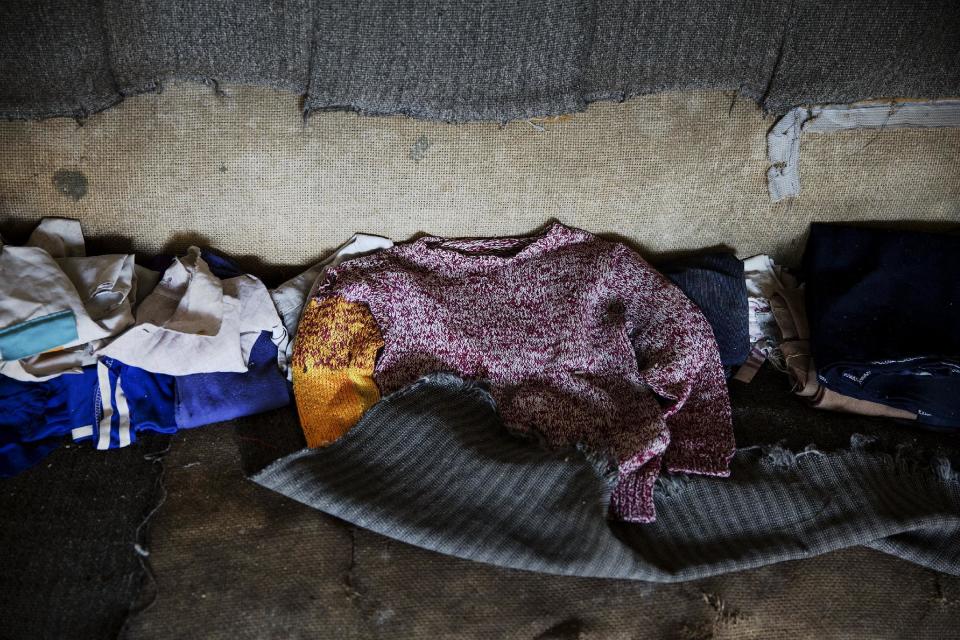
251;373;960;581
3;1;958;121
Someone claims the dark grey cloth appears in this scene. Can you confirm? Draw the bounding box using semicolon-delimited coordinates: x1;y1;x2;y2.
0;433;169;640
762;0;960;114
251;372;960;582
0;1;119;119
103;0;313;96
659;253;749;369
3;1;958;121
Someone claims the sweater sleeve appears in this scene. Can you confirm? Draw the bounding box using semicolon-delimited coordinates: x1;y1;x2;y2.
608;244;735;478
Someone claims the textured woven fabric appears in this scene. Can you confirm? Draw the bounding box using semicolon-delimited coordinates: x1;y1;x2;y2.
317;223;734;522
1;86;957;272
253;372;960;582
2;1;958;120
292;296;383;448
175;330;290;430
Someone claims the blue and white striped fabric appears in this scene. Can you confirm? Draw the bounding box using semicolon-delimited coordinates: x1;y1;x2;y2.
71;358;177;450
71;360;133;450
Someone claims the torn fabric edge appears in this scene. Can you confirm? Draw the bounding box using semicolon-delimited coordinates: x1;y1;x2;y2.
767;100;960;202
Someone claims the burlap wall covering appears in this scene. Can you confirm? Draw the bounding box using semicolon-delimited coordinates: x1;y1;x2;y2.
1;83;957;268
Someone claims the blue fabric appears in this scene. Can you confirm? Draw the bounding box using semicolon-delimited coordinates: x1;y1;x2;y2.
0;368;98;478
175;331;290;429
100;358;178;435
144;250;244;280
0;361;169;459
804;224;960;429
199;249;245;279
659;253;750;370
0;309;78;361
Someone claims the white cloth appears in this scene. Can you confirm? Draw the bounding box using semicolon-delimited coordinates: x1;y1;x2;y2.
0;218;137;380
100;247;284;376
735;254;789;382
26;217;86;258
269;233;393;378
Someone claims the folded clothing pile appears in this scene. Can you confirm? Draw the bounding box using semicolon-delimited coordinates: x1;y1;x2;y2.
804;224;960;429
736;224;960;430
0;218;141;380
291;223;740;523
0;220;290;477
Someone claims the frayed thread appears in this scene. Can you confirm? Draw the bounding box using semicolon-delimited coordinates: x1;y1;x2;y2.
739;434;960;488
117;439;172;637
933;457;959;484
656;473;691;497
737;442;824;469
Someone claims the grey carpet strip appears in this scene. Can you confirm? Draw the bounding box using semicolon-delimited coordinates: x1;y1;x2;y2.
2;1;958;121
252;373;960;582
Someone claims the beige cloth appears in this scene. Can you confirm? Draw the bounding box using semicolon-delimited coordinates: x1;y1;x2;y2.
100;247;284;376
0;218;137;381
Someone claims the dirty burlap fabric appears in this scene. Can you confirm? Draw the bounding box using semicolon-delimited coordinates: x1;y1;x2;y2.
2;87;959;272
245;368;960;581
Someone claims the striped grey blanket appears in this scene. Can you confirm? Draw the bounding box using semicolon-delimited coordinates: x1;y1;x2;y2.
252;373;960;581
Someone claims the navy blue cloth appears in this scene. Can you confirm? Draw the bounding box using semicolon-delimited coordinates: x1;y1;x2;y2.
803;224;960;429
199;249;245;279
174;331;290;429
659;252;750;370
142;249;243;280
0;368;98;478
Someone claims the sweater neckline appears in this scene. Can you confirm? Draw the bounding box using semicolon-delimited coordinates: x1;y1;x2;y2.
427;223;571;262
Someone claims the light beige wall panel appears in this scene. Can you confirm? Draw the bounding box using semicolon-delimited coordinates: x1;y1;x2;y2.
1;82;957;269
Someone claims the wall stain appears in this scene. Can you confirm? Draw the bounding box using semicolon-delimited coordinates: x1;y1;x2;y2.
52;169;88;201
409;135;431;162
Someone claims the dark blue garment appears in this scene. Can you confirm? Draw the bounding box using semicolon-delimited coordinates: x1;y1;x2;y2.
0;368;98;478
142;249;243;280
199;249;245;279
174;331;290;429
803;224;960;429
659;252;750;370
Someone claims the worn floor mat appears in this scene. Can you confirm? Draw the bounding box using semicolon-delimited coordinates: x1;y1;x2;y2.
0;433;168;640
124;400;960;639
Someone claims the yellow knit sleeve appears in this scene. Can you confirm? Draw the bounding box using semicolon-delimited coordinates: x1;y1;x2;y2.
292;296;384;448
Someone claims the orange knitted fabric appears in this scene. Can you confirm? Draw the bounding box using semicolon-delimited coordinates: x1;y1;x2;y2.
292;296;383;448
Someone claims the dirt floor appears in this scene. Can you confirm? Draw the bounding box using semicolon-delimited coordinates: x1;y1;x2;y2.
119;424;960;640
